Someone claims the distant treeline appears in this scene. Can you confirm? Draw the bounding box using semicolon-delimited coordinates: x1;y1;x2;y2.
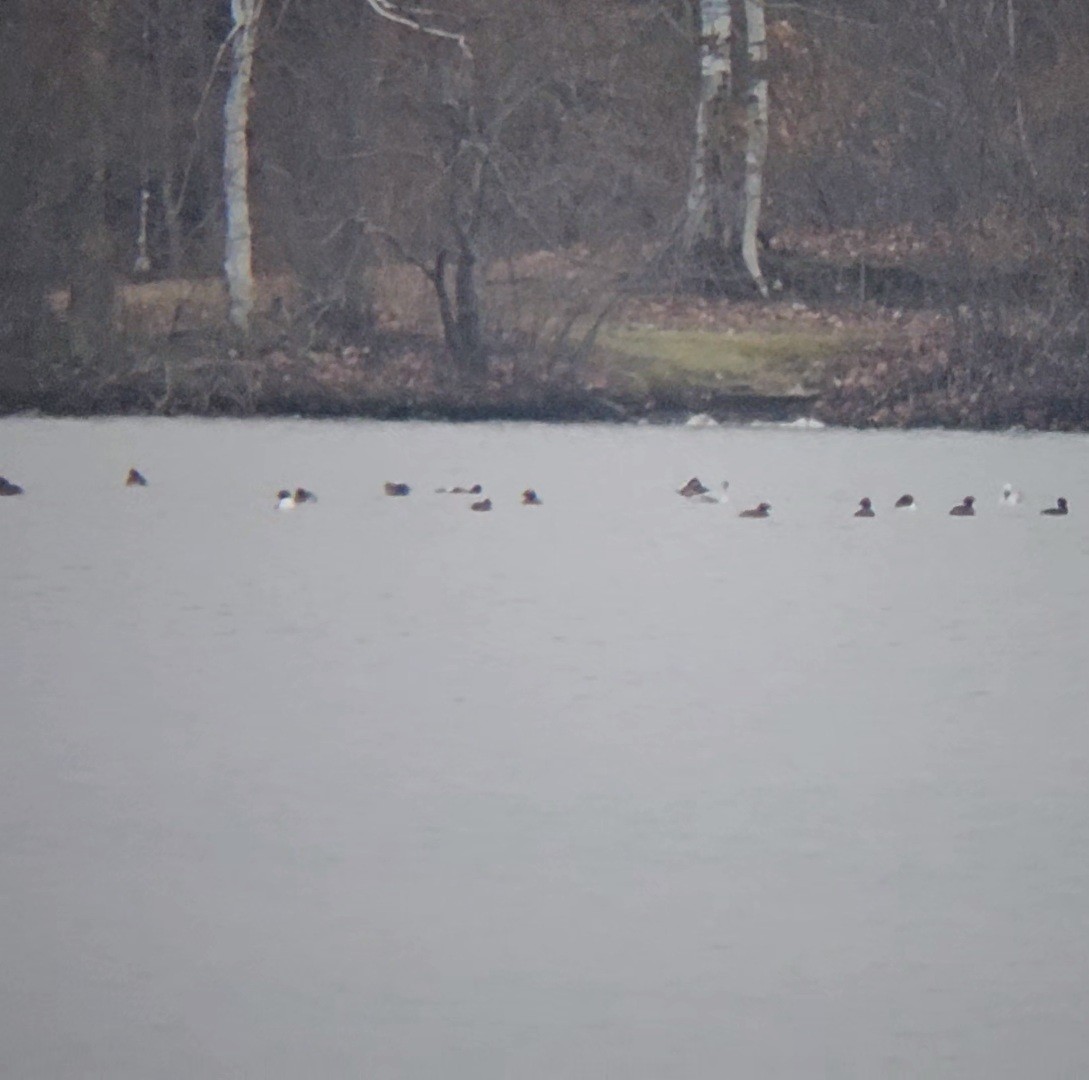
2;0;1088;420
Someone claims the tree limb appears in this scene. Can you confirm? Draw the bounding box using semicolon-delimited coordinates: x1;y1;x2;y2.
362;0;471;58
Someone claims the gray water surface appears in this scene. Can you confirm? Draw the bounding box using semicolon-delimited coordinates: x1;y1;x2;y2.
3;418;1089;1078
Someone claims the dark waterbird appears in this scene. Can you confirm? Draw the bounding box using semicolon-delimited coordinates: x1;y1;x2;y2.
678;477;709;497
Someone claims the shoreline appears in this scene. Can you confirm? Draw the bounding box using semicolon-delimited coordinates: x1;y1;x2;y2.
4;294;1088;432
4;381;1084;432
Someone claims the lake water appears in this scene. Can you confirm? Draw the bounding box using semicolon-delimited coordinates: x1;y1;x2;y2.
3;417;1089;1078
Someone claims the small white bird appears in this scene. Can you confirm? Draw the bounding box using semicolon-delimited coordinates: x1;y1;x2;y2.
1001;483;1023;505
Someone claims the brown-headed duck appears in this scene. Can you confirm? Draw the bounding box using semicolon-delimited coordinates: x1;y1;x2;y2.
384;482;411;496
894;494;916;509
470;498;492;512
293;487;317;504
0;476;24;496
678;477;710;497
854;497;875;518
125;468;148;487
949;496;976;516
522;489;542;506
739;502;771;518
1041;497;1069;516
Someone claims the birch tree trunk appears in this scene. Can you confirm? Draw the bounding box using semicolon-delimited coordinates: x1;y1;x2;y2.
223;0;259;335
682;0;770;297
682;0;733;262
740;0;769;297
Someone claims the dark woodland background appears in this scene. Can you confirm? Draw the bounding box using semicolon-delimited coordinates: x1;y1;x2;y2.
3;0;1089;426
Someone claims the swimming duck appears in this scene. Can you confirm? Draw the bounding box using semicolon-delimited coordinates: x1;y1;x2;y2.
0;476;24;496
470;498;493;512
739;502;771;518
949;496;976;516
522;489;543;506
678;477;710;497
293;487;317;504
1001;483;1023;505
384;482;411;496
125;468;148;487
894;494;916;509
276;489;297;510
436;484;483;494
695;481;730;504
1041;497;1069;516
854;497;875;518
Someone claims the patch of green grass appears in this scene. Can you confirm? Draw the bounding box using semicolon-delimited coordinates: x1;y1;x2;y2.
598;326;856;394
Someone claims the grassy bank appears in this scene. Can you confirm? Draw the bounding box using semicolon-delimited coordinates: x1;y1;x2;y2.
599;325;850;396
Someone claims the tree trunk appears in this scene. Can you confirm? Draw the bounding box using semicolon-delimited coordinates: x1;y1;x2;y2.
682;0;769;297
223;0;259;336
68;0;116;363
739;0;769;297
453;233;484;370
428;251;460;356
162;173;184;274
682;0;734;268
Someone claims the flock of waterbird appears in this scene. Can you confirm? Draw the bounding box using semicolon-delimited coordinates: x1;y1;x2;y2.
277;481;545;511
0;468;1068;517
676;477;1069;516
0;465;543;510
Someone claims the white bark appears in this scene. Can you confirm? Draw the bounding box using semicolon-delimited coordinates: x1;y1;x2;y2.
219;0;465;337
223;0;260;335
363;0;471;57
683;0;732;251
740;0;769;297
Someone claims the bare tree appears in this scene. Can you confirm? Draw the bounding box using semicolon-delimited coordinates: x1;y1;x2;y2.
739;0;769;296
682;0;769;294
682;0;735;271
146;0;225;275
223;0;261;335
221;0;468;339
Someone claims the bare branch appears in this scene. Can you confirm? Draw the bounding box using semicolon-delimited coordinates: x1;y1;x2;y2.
362;224;436;280
766;2;880;29
362;0;471;58
170;29;236;215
